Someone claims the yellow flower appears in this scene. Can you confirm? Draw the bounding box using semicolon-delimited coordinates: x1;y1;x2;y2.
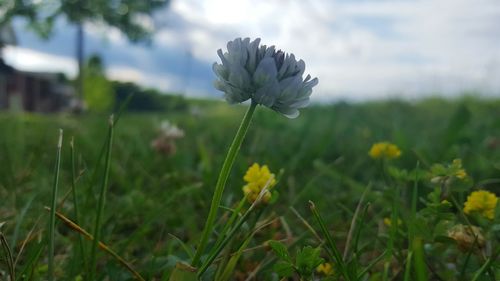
383;217;403;227
316;262;334;275
447;224;485;252
464;190;498;220
242;163;276;203
455;169;467;179
452;159;467;180
369;142;401;159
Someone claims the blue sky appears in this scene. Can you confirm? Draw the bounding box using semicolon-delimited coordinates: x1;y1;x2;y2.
3;0;500;101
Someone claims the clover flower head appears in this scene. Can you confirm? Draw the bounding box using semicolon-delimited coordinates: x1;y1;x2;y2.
151;120;185;156
159;120;185;139
464;190;498;220
316;262;334;275
447;224;485;252
213;37;318;118
242;163;276;203
368;142;401;159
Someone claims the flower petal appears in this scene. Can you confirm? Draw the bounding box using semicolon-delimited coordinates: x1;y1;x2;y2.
254;79;280;107
212;62;228;80
273;105;300;118
253;57;278;87
246;38;261;73
228;64;252;89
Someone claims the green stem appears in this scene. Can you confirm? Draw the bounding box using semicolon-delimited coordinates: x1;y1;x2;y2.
192;101;257;267
89;116;115;280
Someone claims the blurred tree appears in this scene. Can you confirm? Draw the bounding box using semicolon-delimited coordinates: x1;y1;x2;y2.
112;81;188;112
0;0;170;99
84;54;114;112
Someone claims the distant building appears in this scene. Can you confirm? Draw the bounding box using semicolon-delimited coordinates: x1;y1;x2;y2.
0;24;75;112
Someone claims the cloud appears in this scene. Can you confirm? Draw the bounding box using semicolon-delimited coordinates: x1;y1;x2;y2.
4;0;500;100
149;0;500;99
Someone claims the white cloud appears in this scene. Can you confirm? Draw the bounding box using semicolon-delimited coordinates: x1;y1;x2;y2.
5;0;500;100
152;0;500;99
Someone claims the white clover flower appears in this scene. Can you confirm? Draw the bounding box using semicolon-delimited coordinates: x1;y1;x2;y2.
213;37;318;118
151;120;185;156
159;120;184;139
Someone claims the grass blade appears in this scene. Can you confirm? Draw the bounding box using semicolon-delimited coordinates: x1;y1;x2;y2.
48;129;63;281
46;207;146;281
14;216;41;269
211;197;247;256
356;249;388;280
168;234;195;260
471;258;492;281
290;207;321;242
217;233;253;281
11;195;36;250
309;200;351;281
343;184;370;260
70;137;86;271
89;116;114;280
413;237;428;281
16;240;44;281
84;94;133;218
0;231;15;281
198;184;269;277
403;251;413;281
352;203;370;256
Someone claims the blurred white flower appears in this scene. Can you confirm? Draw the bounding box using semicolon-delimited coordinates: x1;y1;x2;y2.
213;37;318;118
159;120;185;139
151;120;184;156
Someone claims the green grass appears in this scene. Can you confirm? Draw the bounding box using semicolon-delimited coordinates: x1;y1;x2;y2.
0;96;499;280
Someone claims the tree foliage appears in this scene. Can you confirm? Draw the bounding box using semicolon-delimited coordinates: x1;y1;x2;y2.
83;54;114;112
113;81;188;112
0;0;169;41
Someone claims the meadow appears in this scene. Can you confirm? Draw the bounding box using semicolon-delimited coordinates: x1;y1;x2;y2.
1;97;499;280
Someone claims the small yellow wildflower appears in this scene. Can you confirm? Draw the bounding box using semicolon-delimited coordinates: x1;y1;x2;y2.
383;217;403;227
316;262;334;275
447;224;485;252
452;159;467;180
369;142;401;159
242;163;276;203
464;190;498;220
455;170;467;179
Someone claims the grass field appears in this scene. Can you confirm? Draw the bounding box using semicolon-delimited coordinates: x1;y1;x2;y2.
1;97;500;280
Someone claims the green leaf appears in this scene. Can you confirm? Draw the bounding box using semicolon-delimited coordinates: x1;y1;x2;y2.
273;261;295;278
269;240;292;263
295;246;324;277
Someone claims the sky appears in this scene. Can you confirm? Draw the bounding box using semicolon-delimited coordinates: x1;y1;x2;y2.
3;0;500;101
